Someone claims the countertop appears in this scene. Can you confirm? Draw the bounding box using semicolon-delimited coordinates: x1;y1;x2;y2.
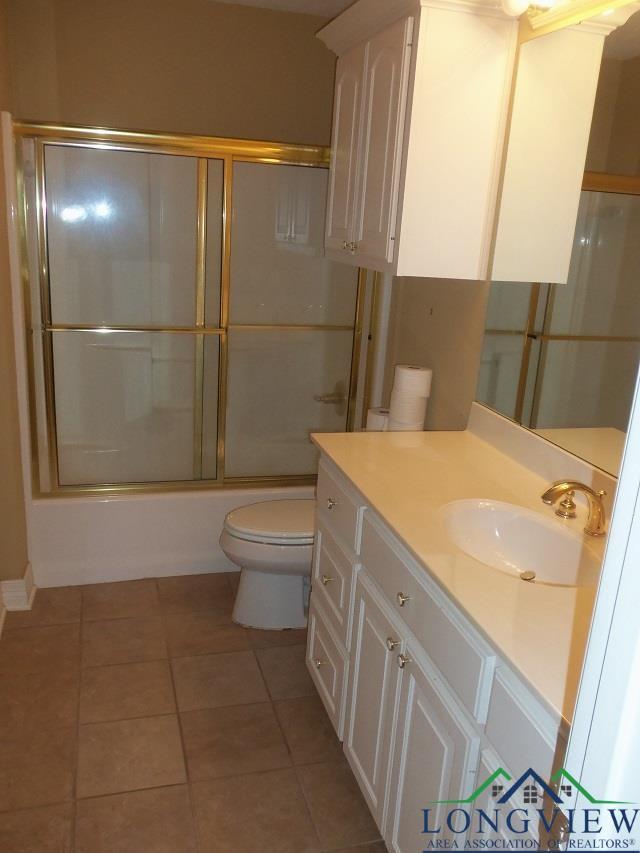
312;429;604;726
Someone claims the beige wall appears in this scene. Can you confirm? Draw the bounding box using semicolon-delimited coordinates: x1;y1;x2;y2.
6;0;336;144
586;53;640;175
383;278;490;431
0;0;29;582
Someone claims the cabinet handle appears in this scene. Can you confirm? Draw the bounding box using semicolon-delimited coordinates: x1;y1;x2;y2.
321;574;333;586
397;592;411;607
342;240;348;250
386;637;400;651
348;241;357;253
314;658;324;669
397;653;411;670
326;497;337;510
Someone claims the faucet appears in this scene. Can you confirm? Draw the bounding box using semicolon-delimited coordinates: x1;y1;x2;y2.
541;480;607;537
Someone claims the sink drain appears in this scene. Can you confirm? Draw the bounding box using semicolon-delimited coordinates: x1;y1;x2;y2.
520;571;536;582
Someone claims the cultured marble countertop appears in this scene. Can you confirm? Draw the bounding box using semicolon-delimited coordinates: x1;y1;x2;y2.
312;429;605;727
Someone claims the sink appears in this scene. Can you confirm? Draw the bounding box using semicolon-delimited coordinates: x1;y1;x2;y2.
441;499;600;587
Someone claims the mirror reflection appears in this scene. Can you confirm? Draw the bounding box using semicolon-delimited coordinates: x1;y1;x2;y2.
477;11;640;476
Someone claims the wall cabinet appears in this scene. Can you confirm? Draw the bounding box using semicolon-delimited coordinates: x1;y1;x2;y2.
319;0;624;284
308;456;566;850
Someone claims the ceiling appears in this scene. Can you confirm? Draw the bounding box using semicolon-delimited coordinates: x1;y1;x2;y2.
210;0;354;17
604;8;640;59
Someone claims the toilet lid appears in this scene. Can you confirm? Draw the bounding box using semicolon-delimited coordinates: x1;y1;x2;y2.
224;499;316;546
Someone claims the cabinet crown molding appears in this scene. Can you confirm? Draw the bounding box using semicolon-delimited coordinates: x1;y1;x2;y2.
317;0;511;55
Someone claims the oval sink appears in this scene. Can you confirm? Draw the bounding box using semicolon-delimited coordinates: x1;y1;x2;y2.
441;499;600;587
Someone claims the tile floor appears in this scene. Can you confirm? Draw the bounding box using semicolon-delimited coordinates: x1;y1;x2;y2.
0;573;386;853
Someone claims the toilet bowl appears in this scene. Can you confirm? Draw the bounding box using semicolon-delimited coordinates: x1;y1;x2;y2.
219;499;315;630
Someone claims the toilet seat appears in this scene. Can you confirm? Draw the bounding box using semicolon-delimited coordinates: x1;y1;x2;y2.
223;499;315;546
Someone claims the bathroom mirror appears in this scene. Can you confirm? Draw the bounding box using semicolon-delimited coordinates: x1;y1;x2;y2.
477;10;640;476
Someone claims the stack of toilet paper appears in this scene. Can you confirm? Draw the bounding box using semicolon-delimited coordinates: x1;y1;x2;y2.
365;407;389;431
387;364;432;431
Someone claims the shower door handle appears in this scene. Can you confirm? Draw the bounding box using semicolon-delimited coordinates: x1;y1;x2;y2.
314;393;345;404
313;381;347;417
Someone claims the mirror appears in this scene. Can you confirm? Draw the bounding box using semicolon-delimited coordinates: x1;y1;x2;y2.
477;10;640;476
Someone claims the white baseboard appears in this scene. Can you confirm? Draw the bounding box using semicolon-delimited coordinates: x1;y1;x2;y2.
0;563;37;611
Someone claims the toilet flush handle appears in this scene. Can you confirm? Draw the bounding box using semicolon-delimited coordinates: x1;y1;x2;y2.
326;497;337;510
321;574;332;586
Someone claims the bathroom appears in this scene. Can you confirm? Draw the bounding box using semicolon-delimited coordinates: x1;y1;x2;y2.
0;0;639;849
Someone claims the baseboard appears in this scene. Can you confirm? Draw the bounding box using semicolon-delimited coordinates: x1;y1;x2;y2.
0;563;37;611
0;602;6;639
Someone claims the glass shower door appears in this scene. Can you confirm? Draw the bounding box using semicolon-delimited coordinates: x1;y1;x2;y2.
41;144;223;486
224;162;359;478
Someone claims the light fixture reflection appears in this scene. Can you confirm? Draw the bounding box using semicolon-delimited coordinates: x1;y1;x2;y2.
93;200;113;219
60;205;87;223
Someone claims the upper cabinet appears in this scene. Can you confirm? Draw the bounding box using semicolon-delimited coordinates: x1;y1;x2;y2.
318;0;628;283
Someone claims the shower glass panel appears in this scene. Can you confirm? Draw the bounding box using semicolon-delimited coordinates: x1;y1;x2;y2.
225;162;359;478
229;162;357;325
52;331;216;485
21;125;360;493
225;329;355;477
45;146;200;327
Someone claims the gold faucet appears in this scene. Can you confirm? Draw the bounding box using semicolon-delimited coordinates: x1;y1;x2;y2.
541;480;607;537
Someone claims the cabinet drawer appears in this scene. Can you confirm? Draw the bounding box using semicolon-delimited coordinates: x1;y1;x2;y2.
307;600;348;737
316;461;366;554
312;523;358;648
361;512;496;723
485;668;561;781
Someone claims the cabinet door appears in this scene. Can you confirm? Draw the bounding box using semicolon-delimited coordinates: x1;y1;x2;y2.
354;16;413;265
385;643;480;851
344;575;403;829
325;42;366;253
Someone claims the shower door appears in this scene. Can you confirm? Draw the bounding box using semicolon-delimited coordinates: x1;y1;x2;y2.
20;126;361;493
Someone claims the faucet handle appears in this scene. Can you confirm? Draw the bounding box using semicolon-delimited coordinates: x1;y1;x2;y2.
555;490;577;519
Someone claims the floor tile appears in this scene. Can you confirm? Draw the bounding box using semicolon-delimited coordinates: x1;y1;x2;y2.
157;574;234;615
82;617;166;667
75;785;197;853
172;650;268;711
0;624;80;677
248;627;308;649
297;761;380;849
256;643;315;700
80;660;175;723
82;579;159;622
181;703;291;781
0;725;76;811
0;803;73;852
192;768;320;853
76;715;186;798
5;587;81;629
275;695;342;765
226;571;241;592
164;612;249;658
0;669;79;729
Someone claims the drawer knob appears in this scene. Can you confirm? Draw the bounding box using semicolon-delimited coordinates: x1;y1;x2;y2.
321;574;333;586
314;658;324;669
396;592;411;607
386;637;400;651
397;653;411;670
326;497;337;510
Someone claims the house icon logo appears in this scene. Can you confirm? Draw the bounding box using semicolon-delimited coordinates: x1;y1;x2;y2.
431;765;631;806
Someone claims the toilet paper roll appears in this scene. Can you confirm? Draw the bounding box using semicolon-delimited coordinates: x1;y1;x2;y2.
366;407;389;431
389;388;428;427
393;364;432;397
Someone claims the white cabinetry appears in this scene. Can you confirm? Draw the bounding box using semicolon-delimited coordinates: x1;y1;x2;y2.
319;0;623;284
307;454;566;849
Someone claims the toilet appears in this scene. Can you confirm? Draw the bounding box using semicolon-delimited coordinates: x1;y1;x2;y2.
219;499;316;630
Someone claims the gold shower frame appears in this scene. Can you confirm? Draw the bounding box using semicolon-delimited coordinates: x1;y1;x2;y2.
14;121;366;497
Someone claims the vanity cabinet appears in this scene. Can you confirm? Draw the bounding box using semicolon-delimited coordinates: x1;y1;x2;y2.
307;454;566;849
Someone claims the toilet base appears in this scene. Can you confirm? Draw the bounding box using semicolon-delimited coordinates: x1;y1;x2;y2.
232;569;308;630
